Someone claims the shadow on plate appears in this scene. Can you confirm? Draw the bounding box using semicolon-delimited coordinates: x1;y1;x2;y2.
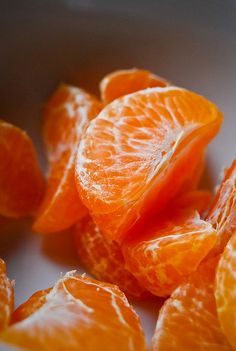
41;227;82;269
0;216;31;259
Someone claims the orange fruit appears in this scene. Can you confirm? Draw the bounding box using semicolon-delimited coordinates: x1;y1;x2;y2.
0;258;14;331
152;257;232;351
206;159;236;254
33;85;102;234
100;68;169;104
74;216;149;299
122;210;216;297
215;230;236;350
75;87;223;241
0;120;44;218
1;272;147;351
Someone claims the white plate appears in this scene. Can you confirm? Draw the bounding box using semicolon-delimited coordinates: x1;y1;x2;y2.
0;1;236;349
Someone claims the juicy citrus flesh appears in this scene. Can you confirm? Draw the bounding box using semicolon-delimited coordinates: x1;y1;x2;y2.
75;216;149;299
122;208;216;297
0;120;44;218
33;85;102;234
215;230;236;350
206;159;236;255
100;68;169;104
152;258;232;351
0;259;14;331
76;87;223;241
1;273;147;351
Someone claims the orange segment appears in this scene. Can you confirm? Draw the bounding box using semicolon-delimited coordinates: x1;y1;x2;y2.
215;230;236;350
0;120;44;218
33;85;102;234
100;68;169;104
74;217;149;299
152;258;232;351
76;87;223;241
0;259;14;331
1;273;147;351
206;159;236;254
122;212;216;297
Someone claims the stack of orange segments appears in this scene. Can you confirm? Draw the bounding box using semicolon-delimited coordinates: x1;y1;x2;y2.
0;68;236;351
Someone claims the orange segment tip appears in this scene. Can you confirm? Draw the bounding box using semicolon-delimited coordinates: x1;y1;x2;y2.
100;68;169;104
0;120;44;218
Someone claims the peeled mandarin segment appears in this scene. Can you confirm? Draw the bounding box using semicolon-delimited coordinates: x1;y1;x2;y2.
0;259;14;331
76;87;223;241
75;217;149;299
215;230;236;350
206;159;236;254
152;258;232;351
0;120;44;218
1;273;147;351
100;68;169;104
33;85;102;234
122;213;216;297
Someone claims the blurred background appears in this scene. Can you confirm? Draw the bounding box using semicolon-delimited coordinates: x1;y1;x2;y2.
0;0;236;176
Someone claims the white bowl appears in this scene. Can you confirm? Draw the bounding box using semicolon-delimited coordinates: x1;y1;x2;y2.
0;1;236;349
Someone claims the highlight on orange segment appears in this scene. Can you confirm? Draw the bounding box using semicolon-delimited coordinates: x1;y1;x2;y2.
0;258;14;331
33;85;102;234
75;87;223;242
1;272;147;351
74;216;149;299
215;230;236;350
151;257;232;351
100;68;169;104
206;159;236;254
0;120;44;218
122;211;216;297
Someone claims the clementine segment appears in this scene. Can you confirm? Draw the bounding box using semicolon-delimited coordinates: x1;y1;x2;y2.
76;87;223;241
1;273;147;351
0;259;14;331
122;212;216;297
152;258;232;351
100;68;169;104
206;159;236;254
215;230;236;350
74;217;149;299
0;120;44;218
33;85;102;234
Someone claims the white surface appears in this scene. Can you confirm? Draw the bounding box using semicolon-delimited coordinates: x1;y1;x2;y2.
0;1;236;350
